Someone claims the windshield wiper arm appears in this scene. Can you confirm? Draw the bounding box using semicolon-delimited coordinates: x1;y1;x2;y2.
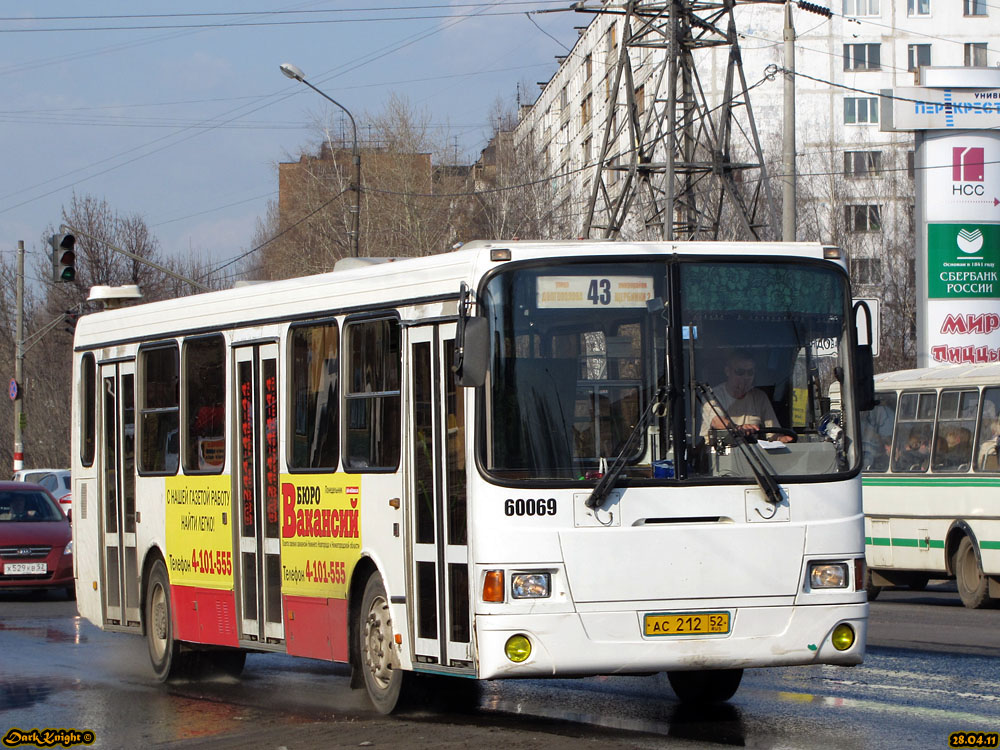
695;382;784;507
586;387;667;510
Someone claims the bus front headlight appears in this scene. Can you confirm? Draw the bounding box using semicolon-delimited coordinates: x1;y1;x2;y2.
809;562;848;589
511;572;551;599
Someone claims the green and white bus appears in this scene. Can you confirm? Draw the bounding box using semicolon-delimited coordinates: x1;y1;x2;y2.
860;365;1000;608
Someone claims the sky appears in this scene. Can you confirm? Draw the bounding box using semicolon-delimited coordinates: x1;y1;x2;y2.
0;1;580;286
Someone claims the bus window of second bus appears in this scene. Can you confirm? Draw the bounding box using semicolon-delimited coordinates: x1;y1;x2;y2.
860;392;896;472
891;391;935;473
931;389;977;472
976;387;1000;471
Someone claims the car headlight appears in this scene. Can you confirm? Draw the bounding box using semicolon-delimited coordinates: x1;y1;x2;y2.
809;562;848;589
511;572;551;599
63;541;73;556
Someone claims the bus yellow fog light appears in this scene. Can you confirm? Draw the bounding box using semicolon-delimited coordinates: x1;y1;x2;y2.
831;623;855;651
504;634;532;663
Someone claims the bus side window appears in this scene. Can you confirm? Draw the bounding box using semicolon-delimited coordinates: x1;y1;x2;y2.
976;388;1000;472
289;321;340;471
891;392;934;473
860;391;895;472
81;352;97;467
344;317;400;471
183;335;226;474
139;344;180;475
932;389;977;473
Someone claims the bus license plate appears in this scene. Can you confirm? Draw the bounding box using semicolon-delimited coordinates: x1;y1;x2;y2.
4;562;47;575
644;611;731;637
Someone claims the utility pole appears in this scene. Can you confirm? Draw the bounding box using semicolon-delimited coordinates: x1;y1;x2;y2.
782;0;797;241
581;0;779;241
12;241;24;472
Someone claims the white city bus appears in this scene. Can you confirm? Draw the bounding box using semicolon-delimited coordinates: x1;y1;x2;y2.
860;364;1000;608
70;240;869;712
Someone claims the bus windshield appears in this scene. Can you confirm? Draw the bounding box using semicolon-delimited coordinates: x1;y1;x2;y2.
480;258;858;483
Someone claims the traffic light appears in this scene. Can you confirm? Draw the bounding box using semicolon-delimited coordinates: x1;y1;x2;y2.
64;309;80;335
50;233;76;283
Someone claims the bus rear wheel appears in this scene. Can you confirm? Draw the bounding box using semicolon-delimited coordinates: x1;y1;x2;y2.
667;668;743;703
146;558;192;681
359;574;406;713
954;536;993;609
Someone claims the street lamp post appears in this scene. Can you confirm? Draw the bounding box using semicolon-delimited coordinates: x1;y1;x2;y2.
280;62;361;258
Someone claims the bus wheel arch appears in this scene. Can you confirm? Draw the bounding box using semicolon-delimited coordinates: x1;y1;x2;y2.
145;554;189;680
139;547;169;639
944;521;978;578
354;565;410;713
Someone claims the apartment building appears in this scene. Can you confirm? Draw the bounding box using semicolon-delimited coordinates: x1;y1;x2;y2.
515;0;995;285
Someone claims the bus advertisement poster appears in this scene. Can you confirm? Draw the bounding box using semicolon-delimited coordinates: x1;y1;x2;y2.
279;474;362;598
164;475;234;589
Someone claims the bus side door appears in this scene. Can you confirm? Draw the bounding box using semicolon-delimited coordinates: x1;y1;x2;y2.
98;359;141;630
406;323;473;673
233;342;284;644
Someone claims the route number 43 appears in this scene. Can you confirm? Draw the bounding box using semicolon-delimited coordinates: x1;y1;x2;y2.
587;278;611;305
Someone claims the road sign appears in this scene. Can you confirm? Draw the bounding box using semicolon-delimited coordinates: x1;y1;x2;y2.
8;378;19;401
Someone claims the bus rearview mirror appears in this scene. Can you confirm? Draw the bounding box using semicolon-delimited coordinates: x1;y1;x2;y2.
855;344;875;412
456;317;488;388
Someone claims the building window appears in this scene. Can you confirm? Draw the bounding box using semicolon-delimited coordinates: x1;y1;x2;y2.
907;0;930;15
582;94;592;127
907;150;915;180
560;85;568;111
583;136;593;165
139;344;180;475
965;43;988;67
845;150;882;177
844;96;879;124
843;0;879;15
845;204;882;232
853;257;880;285
585;54;592;80
183;335;225;474
964;0;987;15
843;43;881;70
908;44;931;72
344;317;401;471
635;84;645;117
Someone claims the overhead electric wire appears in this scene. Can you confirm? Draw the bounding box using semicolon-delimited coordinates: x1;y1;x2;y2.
0;4;491;216
0;8;575;33
0;2;568;23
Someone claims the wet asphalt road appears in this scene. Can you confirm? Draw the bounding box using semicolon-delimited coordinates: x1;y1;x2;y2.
1;584;999;749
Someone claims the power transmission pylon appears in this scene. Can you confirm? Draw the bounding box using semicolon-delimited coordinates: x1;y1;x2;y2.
581;0;779;241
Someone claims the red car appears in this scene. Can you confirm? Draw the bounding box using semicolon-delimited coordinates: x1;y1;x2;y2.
0;482;74;598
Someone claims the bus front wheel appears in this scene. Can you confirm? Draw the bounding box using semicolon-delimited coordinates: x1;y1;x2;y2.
667;668;743;703
954;536;993;609
359;574;406;713
146;558;190;681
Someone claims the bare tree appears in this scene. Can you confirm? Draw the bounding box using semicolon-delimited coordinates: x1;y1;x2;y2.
12;194;182;470
795;136;917;372
472;97;559;241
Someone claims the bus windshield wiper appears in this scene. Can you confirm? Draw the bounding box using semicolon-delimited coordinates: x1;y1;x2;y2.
586;387;667;510
695;382;784;507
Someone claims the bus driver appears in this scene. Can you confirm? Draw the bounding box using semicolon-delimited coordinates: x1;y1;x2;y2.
701;350;794;444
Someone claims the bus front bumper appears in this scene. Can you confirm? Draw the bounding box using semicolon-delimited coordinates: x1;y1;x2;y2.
475;603;867;679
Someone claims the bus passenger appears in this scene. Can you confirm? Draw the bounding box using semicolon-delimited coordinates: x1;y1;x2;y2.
934;426;972;471
979;418;1000;470
701;350;794;443
895;427;930;472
